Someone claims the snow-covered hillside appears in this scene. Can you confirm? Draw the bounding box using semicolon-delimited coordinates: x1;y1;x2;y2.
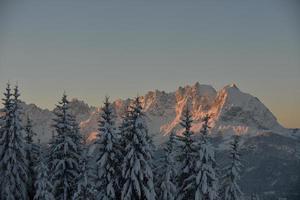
13;82;292;144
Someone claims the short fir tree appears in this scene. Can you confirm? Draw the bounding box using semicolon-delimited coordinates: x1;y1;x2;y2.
34;144;55;200
193;115;218;200
73;138;96;200
222;135;243;200
157;132;177;200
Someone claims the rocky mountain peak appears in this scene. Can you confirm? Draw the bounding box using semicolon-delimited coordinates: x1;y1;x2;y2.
6;82;291;144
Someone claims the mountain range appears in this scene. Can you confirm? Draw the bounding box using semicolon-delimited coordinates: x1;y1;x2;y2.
19;82;297;143
8;82;300;199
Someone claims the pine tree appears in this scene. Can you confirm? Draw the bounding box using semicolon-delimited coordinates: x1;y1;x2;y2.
34;144;55;200
0;84;28;200
49;93;82;200
121;97;156;200
193;115;218;200
157;132;177;200
73;138;96;200
93;96;121;200
222;135;243;200
25;116;39;200
176;107;196;199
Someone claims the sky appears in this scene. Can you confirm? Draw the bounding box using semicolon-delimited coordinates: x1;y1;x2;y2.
0;0;299;128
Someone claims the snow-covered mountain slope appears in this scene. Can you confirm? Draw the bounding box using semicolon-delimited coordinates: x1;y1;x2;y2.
7;82;299;199
9;82;294;144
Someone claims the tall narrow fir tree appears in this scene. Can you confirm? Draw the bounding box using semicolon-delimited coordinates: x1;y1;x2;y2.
0;84;28;199
194;115;218;200
34;143;55;200
93;96;121;200
157;132;177;200
73;137;96;200
121;97;156;200
49;93;82;200
222;135;243;200
176;107;196;199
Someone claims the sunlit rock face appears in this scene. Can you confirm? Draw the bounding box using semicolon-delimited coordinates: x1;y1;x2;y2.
12;82;290;144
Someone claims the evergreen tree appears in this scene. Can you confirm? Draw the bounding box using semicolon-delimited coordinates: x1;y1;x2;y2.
34;144;55;200
119;105;132;153
118;105;132;189
176;107;196;199
222;135;243;200
193;115;218;200
157;132;177;200
73;138;96;200
25;116;36;144
25;116;39;200
49;93;82;200
93;96;121;200
0;84;28;200
47;130;56;169
121;97;156;200
69;114;83;154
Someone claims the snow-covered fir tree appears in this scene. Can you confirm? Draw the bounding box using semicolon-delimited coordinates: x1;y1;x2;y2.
47;130;56;171
176;107;196;199
69;114;83;154
24;116;36;144
193;115;218;200
222;135;243;200
49;93;82;200
119;105;132;154
121;97;156;200
0;84;29;200
25;116;39;200
157;132;177;200
91;96;121;200
118;105;132;187
34;143;55;200
73;137;96;200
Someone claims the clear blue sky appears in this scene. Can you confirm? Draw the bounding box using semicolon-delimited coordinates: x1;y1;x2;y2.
0;0;299;127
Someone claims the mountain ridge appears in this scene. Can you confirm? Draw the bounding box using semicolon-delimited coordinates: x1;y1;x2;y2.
10;82;296;144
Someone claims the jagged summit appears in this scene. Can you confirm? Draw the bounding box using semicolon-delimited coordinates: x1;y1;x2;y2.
7;82;291;144
176;82;217;98
225;83;239;89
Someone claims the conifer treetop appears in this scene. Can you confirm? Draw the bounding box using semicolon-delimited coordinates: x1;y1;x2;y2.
25;116;36;144
180;106;193;138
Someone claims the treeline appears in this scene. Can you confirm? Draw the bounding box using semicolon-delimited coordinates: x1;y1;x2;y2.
0;83;249;200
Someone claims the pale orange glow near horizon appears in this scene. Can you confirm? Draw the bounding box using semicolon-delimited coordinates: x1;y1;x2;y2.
0;0;299;128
